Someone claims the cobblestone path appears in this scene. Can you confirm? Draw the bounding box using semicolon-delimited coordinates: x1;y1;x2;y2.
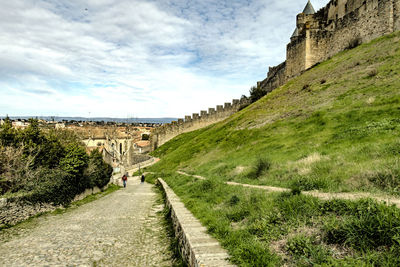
0;178;174;266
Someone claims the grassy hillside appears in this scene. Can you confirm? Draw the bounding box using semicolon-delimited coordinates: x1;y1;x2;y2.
147;32;400;266
152;31;400;195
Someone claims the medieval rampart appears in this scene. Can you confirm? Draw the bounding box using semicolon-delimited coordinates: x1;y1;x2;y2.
259;0;400;93
151;0;399;151
151;97;250;150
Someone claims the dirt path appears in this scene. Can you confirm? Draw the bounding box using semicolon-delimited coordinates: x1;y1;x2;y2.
177;171;400;208
0;176;174;266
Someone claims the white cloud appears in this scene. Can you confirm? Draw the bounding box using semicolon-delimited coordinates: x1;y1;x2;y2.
0;0;330;118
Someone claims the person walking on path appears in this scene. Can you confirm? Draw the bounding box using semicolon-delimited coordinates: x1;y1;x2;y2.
141;174;145;184
122;173;128;188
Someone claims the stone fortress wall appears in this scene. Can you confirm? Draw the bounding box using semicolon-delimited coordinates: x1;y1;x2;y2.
259;0;400;92
151;0;400;151
151;97;250;150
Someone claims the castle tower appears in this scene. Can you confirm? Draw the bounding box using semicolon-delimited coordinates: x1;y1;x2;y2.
303;0;316;14
286;1;316;78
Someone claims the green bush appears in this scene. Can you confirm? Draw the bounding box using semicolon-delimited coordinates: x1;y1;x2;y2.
0;116;16;147
0;119;112;205
22;168;76;205
85;149;113;188
60;143;89;176
249;85;266;103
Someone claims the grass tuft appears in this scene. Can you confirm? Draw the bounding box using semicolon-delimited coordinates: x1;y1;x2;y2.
247;158;271;179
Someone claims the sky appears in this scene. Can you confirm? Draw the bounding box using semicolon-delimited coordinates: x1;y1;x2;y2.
0;0;329;118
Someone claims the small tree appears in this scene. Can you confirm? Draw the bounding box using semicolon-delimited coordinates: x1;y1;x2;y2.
85;149;113;188
249;85;266;103
0;116;16;147
60;143;89;176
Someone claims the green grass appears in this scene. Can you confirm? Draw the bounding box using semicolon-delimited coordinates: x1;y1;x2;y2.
150;32;400;196
155;186;187;267
147;32;400;265
152;173;400;266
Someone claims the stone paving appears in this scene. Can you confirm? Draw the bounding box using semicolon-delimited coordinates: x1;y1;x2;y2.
0;177;174;267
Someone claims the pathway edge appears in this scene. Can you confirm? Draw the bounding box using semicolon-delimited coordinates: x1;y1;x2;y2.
157;178;235;267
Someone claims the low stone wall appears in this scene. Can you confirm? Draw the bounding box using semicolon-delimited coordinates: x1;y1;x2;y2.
157;178;235;267
130;154;152;165
72;185;105;202
0;199;57;228
0;184;110;228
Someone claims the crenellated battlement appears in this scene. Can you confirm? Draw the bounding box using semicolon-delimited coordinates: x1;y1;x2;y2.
259;0;400;93
150;97;250;150
151;0;400;151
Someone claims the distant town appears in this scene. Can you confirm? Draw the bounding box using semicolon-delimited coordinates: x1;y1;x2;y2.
0;117;160;129
0;116;162;164
0;116;179;129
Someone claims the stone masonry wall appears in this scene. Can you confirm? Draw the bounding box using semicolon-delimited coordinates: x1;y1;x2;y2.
157;178;234;267
0;184;111;228
151;97;250;150
258;62;286;94
259;0;400;94
308;0;397;68
152;0;399;151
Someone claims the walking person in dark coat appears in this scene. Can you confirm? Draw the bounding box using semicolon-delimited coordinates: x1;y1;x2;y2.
141;174;145;184
122;173;128;188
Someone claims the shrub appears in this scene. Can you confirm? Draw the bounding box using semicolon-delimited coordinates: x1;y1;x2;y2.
22;168;76;205
346;37;362;50
247;158;271;179
0;145;37;193
249;85;266;103
59;143;89;176
0;116;16;147
1;121;111;205
85;149;113;188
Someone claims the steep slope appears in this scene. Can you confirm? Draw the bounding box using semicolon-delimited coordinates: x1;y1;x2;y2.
146;32;400;266
151;31;400;195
